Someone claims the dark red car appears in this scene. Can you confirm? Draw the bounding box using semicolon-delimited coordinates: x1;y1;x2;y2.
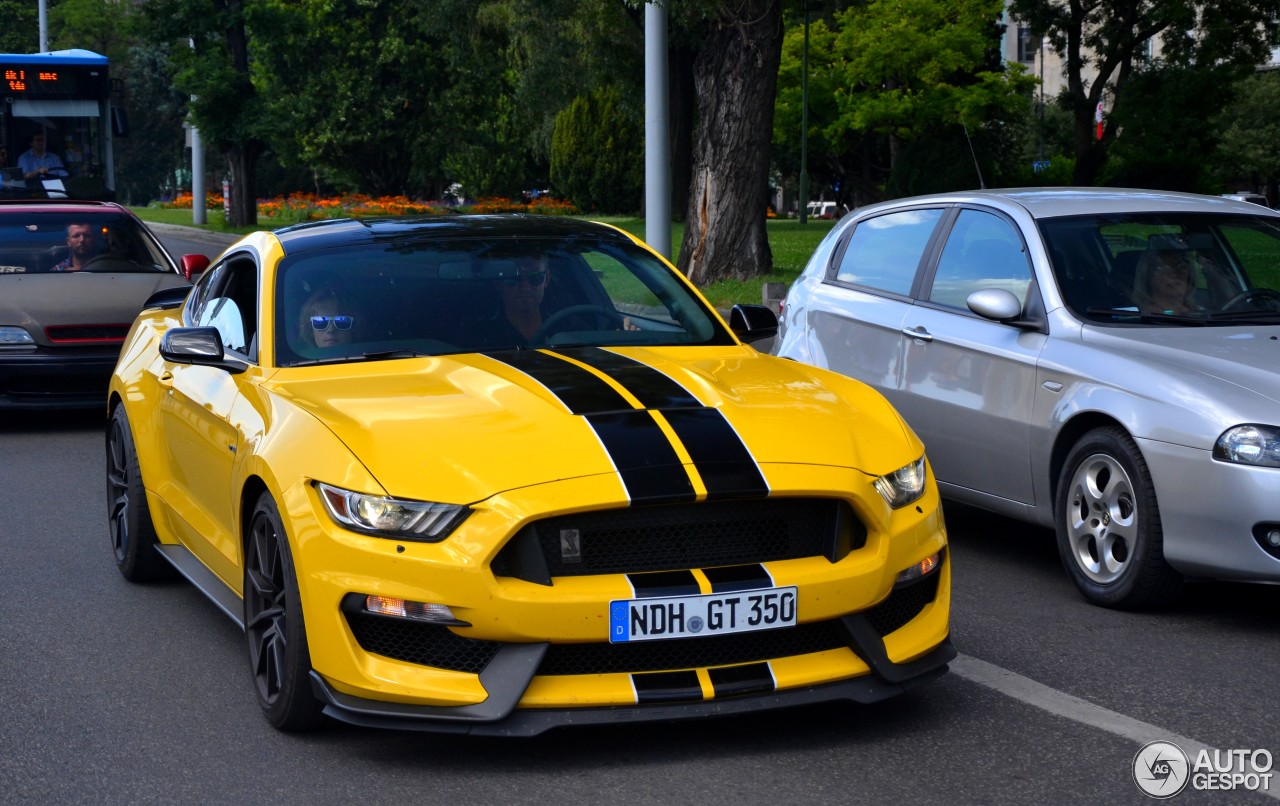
0;200;208;408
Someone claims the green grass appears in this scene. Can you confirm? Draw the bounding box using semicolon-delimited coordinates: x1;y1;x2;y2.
131;207;836;309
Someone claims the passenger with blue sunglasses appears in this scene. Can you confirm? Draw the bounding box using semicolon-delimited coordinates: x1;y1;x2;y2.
299;285;357;351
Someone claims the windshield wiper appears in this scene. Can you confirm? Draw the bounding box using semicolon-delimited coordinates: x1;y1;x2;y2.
361;349;433;361
1085;307;1207;325
1207;309;1280;323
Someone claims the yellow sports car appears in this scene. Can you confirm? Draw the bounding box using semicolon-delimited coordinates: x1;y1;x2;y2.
107;215;953;734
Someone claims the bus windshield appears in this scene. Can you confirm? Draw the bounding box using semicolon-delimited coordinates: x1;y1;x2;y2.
1;49;116;201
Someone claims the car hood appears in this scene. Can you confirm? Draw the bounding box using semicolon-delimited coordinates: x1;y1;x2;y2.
0;273;190;342
1084;325;1280;405
266;346;916;503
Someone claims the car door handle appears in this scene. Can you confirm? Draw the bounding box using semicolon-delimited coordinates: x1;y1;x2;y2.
901;325;933;342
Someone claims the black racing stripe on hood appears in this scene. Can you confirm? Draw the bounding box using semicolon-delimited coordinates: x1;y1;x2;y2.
709;663;775;698
551;347;701;409
485;349;632;414
585;410;697;505
661;408;769;500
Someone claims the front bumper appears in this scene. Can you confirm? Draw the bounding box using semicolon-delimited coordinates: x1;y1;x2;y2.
0;347;118;409
310;628;957;736
1138;437;1280;580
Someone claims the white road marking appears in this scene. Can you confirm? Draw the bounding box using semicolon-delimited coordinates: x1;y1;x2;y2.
951;653;1280;801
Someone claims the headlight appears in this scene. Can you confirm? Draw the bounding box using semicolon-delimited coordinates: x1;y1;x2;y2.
0;326;35;345
316;482;470;541
873;456;927;508
1214;425;1280;468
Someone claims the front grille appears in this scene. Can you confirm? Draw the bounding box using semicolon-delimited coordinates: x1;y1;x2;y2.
346;613;501;673
45;324;130;343
865;571;941;637
538;620;849;675
492;498;865;581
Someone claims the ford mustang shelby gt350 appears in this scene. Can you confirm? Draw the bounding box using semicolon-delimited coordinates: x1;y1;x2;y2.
106;214;954;733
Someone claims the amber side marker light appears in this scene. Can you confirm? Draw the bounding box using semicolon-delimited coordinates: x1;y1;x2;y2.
894;551;941;587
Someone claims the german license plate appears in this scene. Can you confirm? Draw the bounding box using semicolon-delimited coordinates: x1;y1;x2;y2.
609;586;797;643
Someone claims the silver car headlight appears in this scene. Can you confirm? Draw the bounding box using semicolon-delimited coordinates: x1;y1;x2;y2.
0;326;35;345
873;456;927;508
1213;425;1280;469
316;482;470;541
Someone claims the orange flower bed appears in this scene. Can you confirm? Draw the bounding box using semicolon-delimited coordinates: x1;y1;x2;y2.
154;191;578;219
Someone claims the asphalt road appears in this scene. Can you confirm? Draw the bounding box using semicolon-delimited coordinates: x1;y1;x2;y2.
1;404;1277;806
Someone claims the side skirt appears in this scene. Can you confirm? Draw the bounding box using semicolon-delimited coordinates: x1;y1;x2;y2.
155;544;245;631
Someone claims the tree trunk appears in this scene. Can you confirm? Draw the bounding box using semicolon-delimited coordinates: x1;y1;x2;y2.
225;143;261;228
678;1;783;286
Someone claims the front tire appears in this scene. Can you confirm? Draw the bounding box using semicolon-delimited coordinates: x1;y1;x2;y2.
1055;426;1182;609
105;405;173;582
244;492;326;731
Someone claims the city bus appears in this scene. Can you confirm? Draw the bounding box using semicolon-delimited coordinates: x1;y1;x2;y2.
1;49;121;200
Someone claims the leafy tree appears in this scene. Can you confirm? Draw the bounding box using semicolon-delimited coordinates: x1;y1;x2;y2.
1213;71;1280;202
1102;65;1234;192
114;44;190;205
551;85;643;212
774;16;854;208
1008;0;1277;186
251;0;460;198
0;1;39;53
142;0;267;226
49;0;133;60
825;0;1037;180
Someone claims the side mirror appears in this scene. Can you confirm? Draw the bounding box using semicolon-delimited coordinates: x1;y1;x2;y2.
181;254;210;281
159;327;246;374
967;288;1023;322
142;286;191;310
729;303;779;343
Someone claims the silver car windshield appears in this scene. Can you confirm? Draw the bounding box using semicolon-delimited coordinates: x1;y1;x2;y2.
1041;212;1280;325
274;235;732;366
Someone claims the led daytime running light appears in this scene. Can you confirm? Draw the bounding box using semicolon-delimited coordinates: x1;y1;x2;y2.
317;482;469;541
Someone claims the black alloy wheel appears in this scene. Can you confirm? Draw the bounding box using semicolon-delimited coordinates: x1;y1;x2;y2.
105;405;172;582
243;492;325;731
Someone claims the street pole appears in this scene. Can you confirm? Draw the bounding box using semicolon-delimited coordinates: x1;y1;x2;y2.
798;0;809;225
644;2;672;260
38;0;48;52
191;124;206;225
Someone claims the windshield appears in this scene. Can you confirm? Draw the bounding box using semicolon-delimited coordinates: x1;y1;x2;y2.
274;233;733;366
0;212;173;274
1040;212;1280;325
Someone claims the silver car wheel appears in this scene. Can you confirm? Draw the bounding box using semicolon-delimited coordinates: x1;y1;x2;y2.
1064;452;1137;585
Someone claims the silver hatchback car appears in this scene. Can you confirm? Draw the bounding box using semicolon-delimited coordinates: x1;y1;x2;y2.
775;188;1280;608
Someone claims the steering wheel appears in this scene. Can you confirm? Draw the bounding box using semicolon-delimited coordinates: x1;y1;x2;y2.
530;304;620;344
1220;287;1280;312
81;254;142;273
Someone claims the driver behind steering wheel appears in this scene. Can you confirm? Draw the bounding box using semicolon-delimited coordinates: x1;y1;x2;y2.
51;221;101;272
494;254;553;344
